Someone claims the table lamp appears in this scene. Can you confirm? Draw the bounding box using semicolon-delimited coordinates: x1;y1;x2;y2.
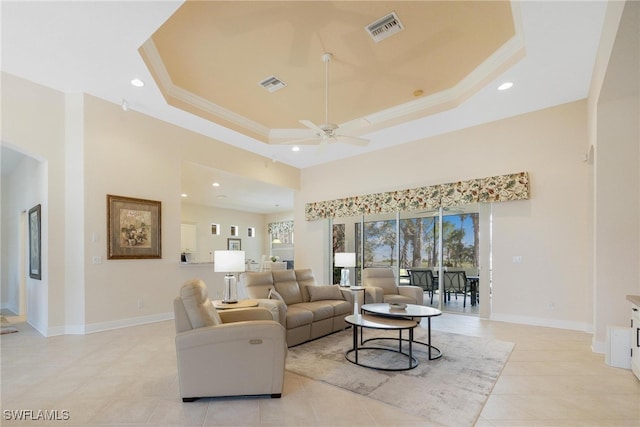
335;252;356;287
214;250;245;304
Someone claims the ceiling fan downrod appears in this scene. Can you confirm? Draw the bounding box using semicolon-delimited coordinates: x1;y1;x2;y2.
322;52;332;127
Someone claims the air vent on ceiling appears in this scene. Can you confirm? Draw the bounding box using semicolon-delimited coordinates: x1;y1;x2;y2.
258;76;286;93
365;11;404;43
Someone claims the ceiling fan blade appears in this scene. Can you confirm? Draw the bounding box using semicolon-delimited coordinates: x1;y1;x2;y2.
299;119;323;133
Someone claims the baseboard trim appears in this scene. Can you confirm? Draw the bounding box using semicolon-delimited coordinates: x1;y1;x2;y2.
592;339;606;354
490;312;590;332
85;312;174;334
60;312;174;335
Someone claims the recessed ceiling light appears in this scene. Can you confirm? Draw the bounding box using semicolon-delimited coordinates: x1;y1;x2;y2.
130;78;145;87
216;195;227;199
181;193;188;198
292;146;300;152
498;82;514;91
212;182;220;187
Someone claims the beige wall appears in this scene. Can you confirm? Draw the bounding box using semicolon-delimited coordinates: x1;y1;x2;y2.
590;0;640;351
1;73;65;335
81;94;298;330
296;100;591;331
1;73;299;334
181;203;266;264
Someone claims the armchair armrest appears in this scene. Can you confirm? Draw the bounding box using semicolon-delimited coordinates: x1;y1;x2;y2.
175;320;285;350
254;298;286;327
365;287;384;304
398;285;424;305
218;306;273;324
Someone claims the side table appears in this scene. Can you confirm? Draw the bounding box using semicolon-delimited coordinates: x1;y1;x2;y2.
339;286;366;314
212;299;259;310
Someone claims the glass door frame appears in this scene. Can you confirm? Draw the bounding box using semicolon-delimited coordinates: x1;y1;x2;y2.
329;203;490;317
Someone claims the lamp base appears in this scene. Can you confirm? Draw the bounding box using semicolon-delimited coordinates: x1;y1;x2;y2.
222;273;238;304
339;268;351;287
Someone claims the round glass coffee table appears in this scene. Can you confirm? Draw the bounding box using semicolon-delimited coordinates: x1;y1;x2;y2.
361;303;443;360
344;314;418;371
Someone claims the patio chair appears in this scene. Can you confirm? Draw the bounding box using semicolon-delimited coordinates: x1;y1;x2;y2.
408;269;436;304
442;271;469;307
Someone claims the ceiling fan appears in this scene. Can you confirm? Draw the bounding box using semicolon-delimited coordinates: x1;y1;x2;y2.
284;53;369;147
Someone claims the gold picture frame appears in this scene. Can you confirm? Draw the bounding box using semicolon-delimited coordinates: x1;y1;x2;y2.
107;194;162;259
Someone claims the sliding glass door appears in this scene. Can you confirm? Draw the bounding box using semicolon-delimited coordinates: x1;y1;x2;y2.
331;203;484;316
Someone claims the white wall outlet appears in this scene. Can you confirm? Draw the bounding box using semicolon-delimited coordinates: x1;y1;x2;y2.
92;256;102;264
137;298;143;309
512;255;523;263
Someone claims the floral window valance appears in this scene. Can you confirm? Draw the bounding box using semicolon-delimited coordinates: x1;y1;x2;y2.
305;172;529;221
268;220;294;244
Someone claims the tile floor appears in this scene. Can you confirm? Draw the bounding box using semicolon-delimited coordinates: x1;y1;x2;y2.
1;311;638;426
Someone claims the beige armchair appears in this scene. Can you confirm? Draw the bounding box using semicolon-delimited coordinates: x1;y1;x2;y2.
173;279;287;401
362;267;424;305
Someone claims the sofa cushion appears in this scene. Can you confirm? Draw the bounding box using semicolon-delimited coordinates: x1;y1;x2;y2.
294;302;335;322
285;306;314;328
180;279;222;328
273;270;303;305
330;299;353;316
307;285;345;302
268;288;286;306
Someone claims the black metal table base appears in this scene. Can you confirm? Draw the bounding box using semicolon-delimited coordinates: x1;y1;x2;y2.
346;325;418;371
361;336;442;361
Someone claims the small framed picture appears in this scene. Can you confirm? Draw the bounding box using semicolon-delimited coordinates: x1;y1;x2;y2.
230;225;239;236
248;227;255;237
28;204;42;280
227;238;241;250
211;223;220;235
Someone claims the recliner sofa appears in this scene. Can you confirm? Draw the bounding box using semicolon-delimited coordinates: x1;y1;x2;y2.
241;269;381;347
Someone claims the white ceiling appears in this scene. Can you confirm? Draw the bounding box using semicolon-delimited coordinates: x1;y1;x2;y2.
1;1;608;212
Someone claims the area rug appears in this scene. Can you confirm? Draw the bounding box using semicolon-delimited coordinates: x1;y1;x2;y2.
286;328;514;427
0;316;18;335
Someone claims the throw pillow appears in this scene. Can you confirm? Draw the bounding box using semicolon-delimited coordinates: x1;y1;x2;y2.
307;285;345;302
268;288;287;307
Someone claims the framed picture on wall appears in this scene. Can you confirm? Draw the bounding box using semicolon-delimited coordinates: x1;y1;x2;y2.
28;204;42;280
211;223;220;235
227;238;241;250
107;194;162;259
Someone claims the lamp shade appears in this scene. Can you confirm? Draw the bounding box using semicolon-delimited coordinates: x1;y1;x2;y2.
335;252;356;268
214;250;245;272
